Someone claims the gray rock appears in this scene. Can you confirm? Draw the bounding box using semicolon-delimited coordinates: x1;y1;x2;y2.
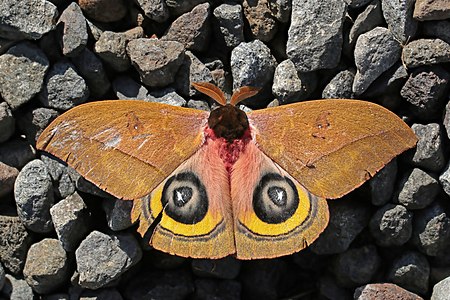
243;0;278;42
272;59;317;103
162;2;210;52
269;0;292;22
58;2;88;57
0;0;58;40
2;274;34;300
387;251;430;294
165;0;205;16
287;0;346;72
112;76;150;100
354;283;424;300
344;0;372;8
370;159;398;206
127;38;185;87
322;69;355;99
432;277;450;300
39;60;89;110
0;161;19;198
50;192;91;252
134;0;169;22
14;159;54;233
413;0;450;21
349;0;384;45
69;170;112;198
0;102;14;143
381;0;417;43
94;31;131;72
364;62;408;98
71;48;111;98
444;100;450;140
369;204;413;246
76;231;142;289
17;107;58;143
213;3;245;48
412;202;450;257
396;168;439;210
147;88;187;107
78;0;127;23
0;139;36;169
0;42;49;110
193;279;241;300
0;263;4;291
41;154;76;199
332;245;381;287
187;99;210;111
310;198;371;255
174;51;213;97
400;66;449;120
353;27;401;95
0;216;32;274
422;20;450;44
192;257;241;279
403;39;450;68
23;238;70;294
102;198;133;231
411;123;445;173
440;162;450;197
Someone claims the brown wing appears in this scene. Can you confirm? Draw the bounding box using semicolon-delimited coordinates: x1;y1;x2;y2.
37;100;208;200
247;99;417;199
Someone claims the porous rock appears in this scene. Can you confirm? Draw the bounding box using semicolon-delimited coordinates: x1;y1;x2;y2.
396;168;439;210
411;123;445;173
134;0;169;22
78;0;127;22
370;159;398;206
432;276;450;300
413;0;450;21
403;39;450;68
213;3;245;48
1;274;34;300
57;2;88;57
381;0;417;43
0;161;19;198
354;283;423;299
16;107;58;144
387;251;430;294
102;198;133;231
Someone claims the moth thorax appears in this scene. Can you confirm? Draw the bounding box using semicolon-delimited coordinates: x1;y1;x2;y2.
208;104;249;142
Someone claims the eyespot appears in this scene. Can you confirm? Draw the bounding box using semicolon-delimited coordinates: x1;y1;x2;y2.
161;172;208;224
253;173;299;224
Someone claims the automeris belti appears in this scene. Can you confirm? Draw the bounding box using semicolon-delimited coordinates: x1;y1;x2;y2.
36;82;417;259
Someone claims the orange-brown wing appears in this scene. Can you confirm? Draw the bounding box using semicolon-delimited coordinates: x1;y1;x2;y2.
247;99;417;199
37;100;209;200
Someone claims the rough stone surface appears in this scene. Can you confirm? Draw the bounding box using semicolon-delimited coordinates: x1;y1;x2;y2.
0;263;4;291
78;0;127;22
353;27;401;95
0;102;15;143
243;0;278;42
413;0;450;21
14;159;54;233
76;231;142;289
174;50;213;97
147;88;187;107
134;0;169;22
50;192;91;251
440;162;450;197
0;42;49;110
23;238;69;294
112;76;150;100
0;0;58;40
40;154;76;199
354;283;424;299
381;0;417;43
370;159;398;206
127;38;185;87
58;2;88;57
403;39;450;68
287;0;346;72
213;3;245;48
411;123;445;173
17;107;58;144
39;60;89;110
387;251;430;294
102;198;133;231
1;274;35;300
349;0;384;45
369;204;413;246
192;257;241;280
0;161;19;198
432;277;450;300
322;69;355;99
396;168;439;210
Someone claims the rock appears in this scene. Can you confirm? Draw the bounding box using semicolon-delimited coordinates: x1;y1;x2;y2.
332;245;381;287
17;107;58;143
134;0;169;22
213;3;245;48
71;48;111;98
39;60;89;110
396;168;439;210
0;139;36;169
411;123;445;173
349;0;384;45
127;38;185;87
0;0;58;40
387;251;430;294
344;0;373;8
364;62;408;99
187;99;210;111
102;198;133;231
369;203;413;246
354;283;424;299
165;0;205;16
193;279;241;300
76;231;142;289
413;0;450;21
287;0;346;72
174;51;213;97
322;69;355;99
242;0;278;42
0;161;19;198
412;202;450;257
0;42;49;110
1;274;34;300
147;88;187;107
422;20;450;44
192;257;241;279
381;0;417;43
0;102;14;142
272;59;317;103
14;159;54;233
403;39;450;68
0;216;32;274
112;76;150;100
440;162;450;197
40;154;76;199
57;2;88;57
0;263;4;291
23;238;70;294
310;197;371;255
432;277;450;300
162;3;210;52
370;159;398;206
353;27;401;95
78;0;127;22
50;192;91;252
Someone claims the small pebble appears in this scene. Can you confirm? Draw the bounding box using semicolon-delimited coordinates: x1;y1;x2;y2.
431;276;450;300
213;3;245;48
403;39;450;69
354;283;423;299
94;31;133;72
57;2;88;57
1;274;34;300
322;69;355;99
102;198;134;231
396;168;439;210
174;50;213;97
16;107;59;143
381;0;417;43
411;123;445;173
134;0;168;22
370;159;398;206
387;251;430;294
439;162;450;197
112;76;150;100
413;0;450;21
242;0;278;42
348;0;384;46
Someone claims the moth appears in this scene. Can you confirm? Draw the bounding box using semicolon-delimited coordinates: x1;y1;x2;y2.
37;82;417;259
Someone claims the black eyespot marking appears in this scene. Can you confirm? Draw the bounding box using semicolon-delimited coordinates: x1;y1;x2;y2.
253;173;299;224
161;172;208;224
